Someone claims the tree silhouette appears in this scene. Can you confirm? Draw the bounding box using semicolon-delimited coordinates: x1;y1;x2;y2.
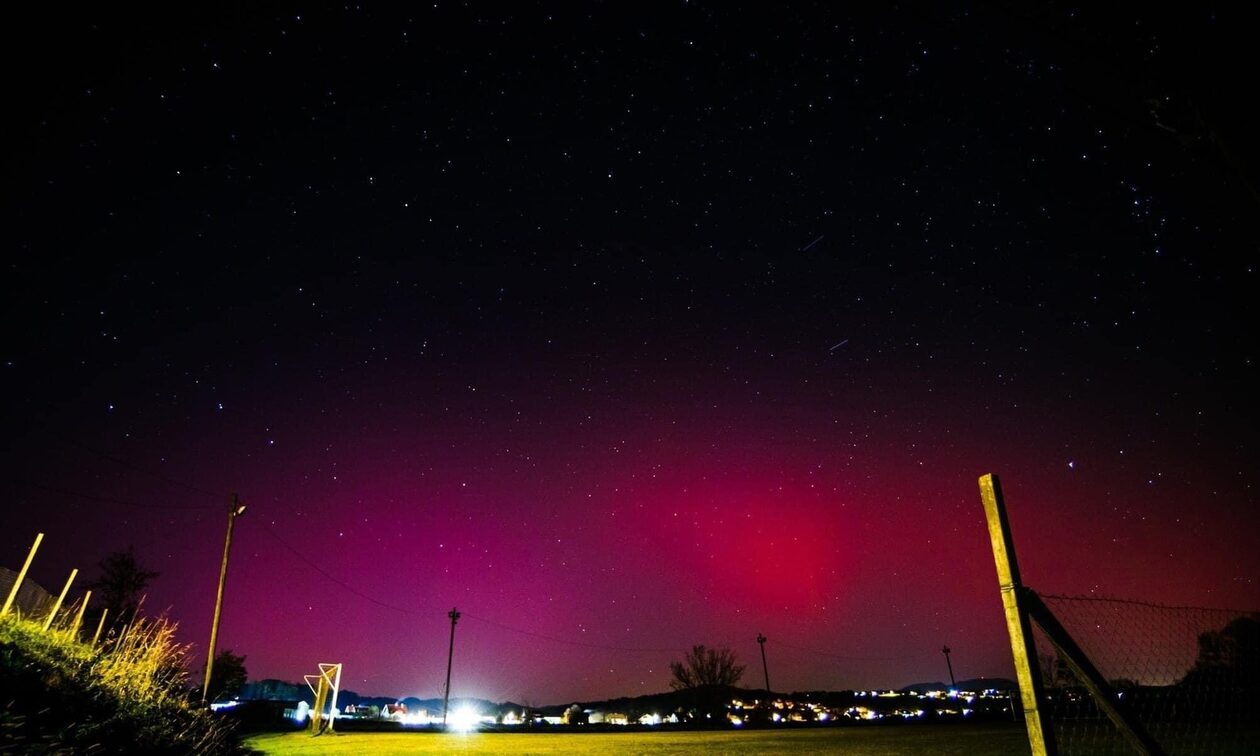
205;649;248;704
1181;616;1259;690
669;645;745;690
88;547;159;628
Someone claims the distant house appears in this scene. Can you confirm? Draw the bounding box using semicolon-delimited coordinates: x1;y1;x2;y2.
588;711;629;725
382;703;410;721
343;703;381;719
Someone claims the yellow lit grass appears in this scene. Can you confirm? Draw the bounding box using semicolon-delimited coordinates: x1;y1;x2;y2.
0;610;240;753
93;614;192;705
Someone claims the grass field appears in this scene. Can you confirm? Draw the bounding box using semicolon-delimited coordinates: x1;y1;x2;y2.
247;724;1032;755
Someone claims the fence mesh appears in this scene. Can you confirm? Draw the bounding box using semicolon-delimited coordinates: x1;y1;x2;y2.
0;567;54;619
1031;593;1259;756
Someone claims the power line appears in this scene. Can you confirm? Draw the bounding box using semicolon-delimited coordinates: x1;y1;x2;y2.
5;414;220;499
775;639;939;663
462;612;682;654
6;460;682;654
255;519;684;654
1038;592;1259;616
5;479;220;512
254;519;426;616
53;435;219;498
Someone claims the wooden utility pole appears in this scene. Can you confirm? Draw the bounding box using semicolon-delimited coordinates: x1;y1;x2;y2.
202;494;246;705
979;473;1056;756
443;607;461;726
756;633;770;692
942;645;956;688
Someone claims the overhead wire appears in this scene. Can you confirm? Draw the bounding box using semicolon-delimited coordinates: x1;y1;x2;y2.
774;639;941;663
5;479;220;512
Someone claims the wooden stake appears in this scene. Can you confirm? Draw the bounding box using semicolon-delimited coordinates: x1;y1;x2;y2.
43;569;78;632
70;590;92;640
2;532;44;617
92;607;110;646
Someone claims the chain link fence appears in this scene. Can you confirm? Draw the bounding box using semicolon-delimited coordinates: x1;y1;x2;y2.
1032;593;1258;756
0;567;54;620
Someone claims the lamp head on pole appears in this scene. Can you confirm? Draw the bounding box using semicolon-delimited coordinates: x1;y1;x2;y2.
230;494;246;517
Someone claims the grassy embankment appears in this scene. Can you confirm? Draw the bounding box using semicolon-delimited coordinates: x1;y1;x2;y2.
0;611;245;754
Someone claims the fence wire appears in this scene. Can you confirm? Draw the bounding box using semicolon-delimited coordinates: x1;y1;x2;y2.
1031;593;1258;756
0;567;55;619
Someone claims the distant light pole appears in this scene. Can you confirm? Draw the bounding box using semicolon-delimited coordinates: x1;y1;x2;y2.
942;645;957;688
757;633;770;692
443;607;461;727
202;494;246;705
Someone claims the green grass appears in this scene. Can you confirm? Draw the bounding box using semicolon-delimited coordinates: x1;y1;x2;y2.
247;724;1031;755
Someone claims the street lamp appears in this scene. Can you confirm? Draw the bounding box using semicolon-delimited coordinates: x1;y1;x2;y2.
202;494;246;705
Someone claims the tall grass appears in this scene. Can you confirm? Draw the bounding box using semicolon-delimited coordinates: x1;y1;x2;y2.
0;611;246;754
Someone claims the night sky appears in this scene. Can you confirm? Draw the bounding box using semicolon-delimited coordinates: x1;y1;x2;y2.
3;4;1257;705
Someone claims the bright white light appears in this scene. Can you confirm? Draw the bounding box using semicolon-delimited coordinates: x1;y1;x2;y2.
290;701;310;723
449;706;480;732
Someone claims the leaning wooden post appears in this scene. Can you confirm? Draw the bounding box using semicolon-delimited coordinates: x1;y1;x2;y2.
2;532;44;617
42;568;78;632
979;474;1056;756
70;590;92;640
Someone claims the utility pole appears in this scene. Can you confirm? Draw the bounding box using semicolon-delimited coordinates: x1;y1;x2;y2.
942;645;957;688
202;494;246;706
756;633;770;692
443;607;461;727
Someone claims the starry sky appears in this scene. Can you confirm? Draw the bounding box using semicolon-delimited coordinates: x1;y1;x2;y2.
2;4;1257;704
